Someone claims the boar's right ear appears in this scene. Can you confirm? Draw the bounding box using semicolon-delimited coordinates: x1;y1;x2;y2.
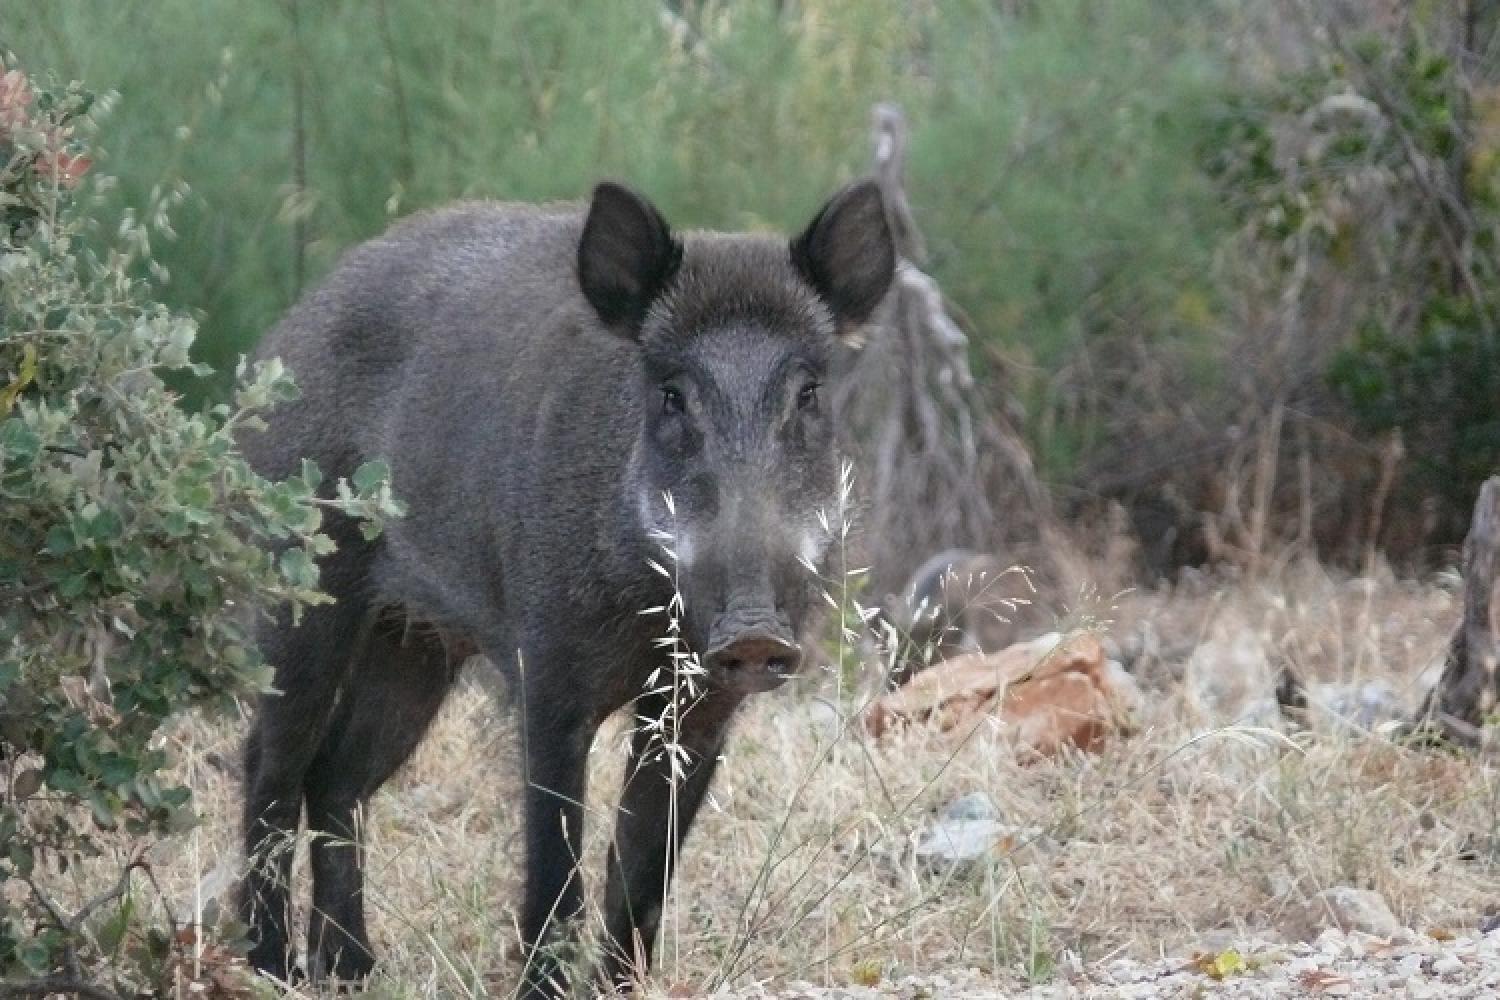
790;179;896;336
577;181;682;338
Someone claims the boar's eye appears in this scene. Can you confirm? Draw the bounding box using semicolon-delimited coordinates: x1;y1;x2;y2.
797;382;821;413
661;385;686;416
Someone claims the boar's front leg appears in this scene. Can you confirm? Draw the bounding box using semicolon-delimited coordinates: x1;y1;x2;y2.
514;646;596;1000
598;688;743;992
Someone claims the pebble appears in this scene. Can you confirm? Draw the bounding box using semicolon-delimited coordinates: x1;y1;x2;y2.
908;791;1047;874
1433;954;1466;975
941;791;1000;822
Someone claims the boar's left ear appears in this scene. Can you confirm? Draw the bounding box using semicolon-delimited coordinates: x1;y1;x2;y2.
790;179;896;336
578;181;683;338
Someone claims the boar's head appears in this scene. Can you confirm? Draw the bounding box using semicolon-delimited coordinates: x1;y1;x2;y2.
578;179;895;694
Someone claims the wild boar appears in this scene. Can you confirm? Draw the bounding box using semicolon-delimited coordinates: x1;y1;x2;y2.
237;179;894;995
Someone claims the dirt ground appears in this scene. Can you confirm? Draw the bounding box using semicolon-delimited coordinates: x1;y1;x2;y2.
133;558;1500;997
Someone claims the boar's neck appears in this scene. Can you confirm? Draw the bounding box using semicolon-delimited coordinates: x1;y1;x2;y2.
596;434;673;606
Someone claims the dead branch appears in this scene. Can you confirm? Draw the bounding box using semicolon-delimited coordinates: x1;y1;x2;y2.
1311;5;1496;326
287;0;309;296
871;102;927;266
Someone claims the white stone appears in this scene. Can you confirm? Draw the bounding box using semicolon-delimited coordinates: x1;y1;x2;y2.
941;790;1000;822
1302;886;1406;939
1434;955;1466;976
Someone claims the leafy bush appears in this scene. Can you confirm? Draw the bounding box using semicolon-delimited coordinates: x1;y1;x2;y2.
1331;301;1500;530
0;64;399;996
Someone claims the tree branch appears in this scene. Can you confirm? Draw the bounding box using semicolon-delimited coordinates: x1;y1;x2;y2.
286;0;309;296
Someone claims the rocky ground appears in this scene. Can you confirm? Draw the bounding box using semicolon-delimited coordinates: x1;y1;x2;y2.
714;869;1500;999
728;925;1500;998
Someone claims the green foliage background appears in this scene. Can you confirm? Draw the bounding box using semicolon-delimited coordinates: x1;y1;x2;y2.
4;4;1496;993
2;0;1231;404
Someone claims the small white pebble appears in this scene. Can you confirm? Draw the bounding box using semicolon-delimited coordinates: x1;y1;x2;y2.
1398;953;1426;974
1433;955;1466;976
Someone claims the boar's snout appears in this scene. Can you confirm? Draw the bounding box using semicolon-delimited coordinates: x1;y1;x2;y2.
705;610;801;692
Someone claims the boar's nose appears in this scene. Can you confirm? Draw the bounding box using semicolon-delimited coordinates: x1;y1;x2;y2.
705;611;801;677
707;634;802;674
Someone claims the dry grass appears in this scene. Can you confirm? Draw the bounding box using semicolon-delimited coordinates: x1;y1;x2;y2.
124;558;1500;996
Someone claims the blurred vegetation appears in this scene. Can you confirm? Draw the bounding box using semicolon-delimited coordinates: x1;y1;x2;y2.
1193;2;1500;564
5;0;1496;570
3;0;1231;424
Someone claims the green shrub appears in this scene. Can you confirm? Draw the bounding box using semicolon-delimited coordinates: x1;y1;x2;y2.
1330;301;1500;528
0;64;399;996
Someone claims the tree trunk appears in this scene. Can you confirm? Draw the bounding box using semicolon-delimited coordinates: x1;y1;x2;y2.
1413;476;1500;745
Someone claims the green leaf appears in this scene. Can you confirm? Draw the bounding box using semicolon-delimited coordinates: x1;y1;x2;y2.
8;840;34;877
0;418;41;461
57;572;90;598
88;507;124;543
278;547;320;590
89;790;118;829
352;459;390;493
44;522;75;554
96;897;134;955
17;935;51;974
300;457;323;491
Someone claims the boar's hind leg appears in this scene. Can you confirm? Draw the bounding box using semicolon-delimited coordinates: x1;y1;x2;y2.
598;689;743;992
302;613;458;983
241;593;370;983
